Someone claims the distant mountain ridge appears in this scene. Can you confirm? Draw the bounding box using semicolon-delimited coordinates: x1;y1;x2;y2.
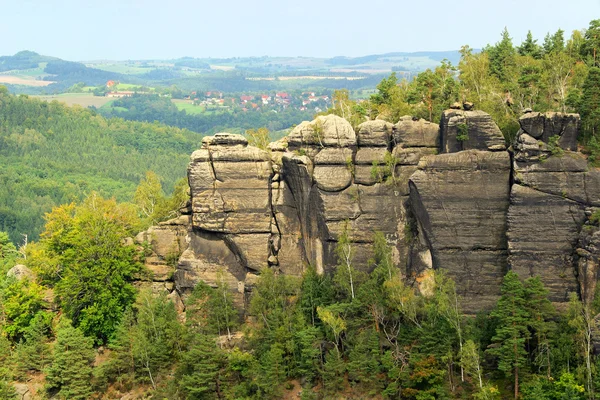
0;50;462;94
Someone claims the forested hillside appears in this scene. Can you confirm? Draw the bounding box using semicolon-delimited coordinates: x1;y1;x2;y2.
1;19;600;400
0;87;201;242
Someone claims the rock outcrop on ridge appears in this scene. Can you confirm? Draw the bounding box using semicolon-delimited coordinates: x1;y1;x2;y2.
135;108;599;315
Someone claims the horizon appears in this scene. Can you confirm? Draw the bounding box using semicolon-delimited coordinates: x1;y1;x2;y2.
1;0;598;61
1;48;467;63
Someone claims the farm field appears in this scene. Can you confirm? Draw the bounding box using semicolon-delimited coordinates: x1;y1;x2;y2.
0;74;54;86
34;93;115;108
171;99;217;115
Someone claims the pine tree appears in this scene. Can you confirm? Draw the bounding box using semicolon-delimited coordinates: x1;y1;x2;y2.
518;31;542;59
321;349;345;396
524;276;555;377
0;380;16;400
487;27;517;84
178;334;225;399
45;320;95;400
299;265;334;327
581;19;600;66
486;271;530;399
580;67;600;144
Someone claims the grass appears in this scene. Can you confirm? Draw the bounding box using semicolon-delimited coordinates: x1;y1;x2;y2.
34;93;115;108
172;100;206;115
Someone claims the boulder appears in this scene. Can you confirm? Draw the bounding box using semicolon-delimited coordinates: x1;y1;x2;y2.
440;109;506;153
7;264;34;281
287;114;356;149
356;120;393;147
188;135;272;234
393;118;440;148
519;112;579;151
514;154;600;206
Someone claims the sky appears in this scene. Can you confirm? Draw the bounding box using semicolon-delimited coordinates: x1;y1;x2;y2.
1;0;599;61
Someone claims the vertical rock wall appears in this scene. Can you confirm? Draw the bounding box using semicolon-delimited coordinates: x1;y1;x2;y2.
508;112;600;306
133;108;599;315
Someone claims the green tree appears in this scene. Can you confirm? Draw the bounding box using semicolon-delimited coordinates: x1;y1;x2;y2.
45;320;95;400
134;170;165;225
371;72;399;107
487;27;517;85
299;265;334;326
580;67;600;144
518;31;542;59
11;312;52;379
460;339;483;389
333;220;363;300
0;381;16;400
524;276;555;377
581;20;600;66
0;231;17;272
486;271;530;399
98;291;185;390
245;127;270;150
1;277;44;340
42;194;142;343
568;292;595;398
178;334;225;399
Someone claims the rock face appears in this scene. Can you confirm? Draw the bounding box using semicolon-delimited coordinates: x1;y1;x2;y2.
508;112;599;307
409;151;511;311
518;112;579;151
137;108;599;316
440;110;506;153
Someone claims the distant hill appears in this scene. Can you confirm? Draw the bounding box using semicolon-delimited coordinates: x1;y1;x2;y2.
0;50;57;72
0;50;461;95
0;51;125;93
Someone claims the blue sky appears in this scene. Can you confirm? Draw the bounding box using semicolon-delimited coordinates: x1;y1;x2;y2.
1;0;599;60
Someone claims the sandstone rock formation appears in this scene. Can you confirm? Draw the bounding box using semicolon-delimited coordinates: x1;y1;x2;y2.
136;107;599;316
509;112;600;306
409;151;511;311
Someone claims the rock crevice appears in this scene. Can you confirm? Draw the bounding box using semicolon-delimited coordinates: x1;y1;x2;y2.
134;108;600;315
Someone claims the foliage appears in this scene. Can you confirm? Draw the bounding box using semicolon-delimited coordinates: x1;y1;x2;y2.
41;194;142;343
178;333;226;399
486;271;530;398
186;276;239;338
97;291;185;390
45;319;95;400
548;135;565;157
245;127;271;150
1;277;45;340
0;90;200;243
456;122;469;142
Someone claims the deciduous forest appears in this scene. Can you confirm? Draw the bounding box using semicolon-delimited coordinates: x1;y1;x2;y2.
1;19;600;400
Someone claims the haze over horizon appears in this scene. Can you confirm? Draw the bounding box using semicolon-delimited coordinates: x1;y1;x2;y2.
2;0;599;61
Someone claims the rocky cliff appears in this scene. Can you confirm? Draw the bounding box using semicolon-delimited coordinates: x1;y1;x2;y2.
138;109;600;314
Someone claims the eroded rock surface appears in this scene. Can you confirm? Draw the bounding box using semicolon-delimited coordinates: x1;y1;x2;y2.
440;110;506;153
131;108;600;316
409;150;511;311
508;112;599;306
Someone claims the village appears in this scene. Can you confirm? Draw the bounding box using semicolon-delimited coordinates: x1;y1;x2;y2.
103;80;332;114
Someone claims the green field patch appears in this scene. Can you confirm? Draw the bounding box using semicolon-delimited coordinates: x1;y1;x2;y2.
172;100;206;115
